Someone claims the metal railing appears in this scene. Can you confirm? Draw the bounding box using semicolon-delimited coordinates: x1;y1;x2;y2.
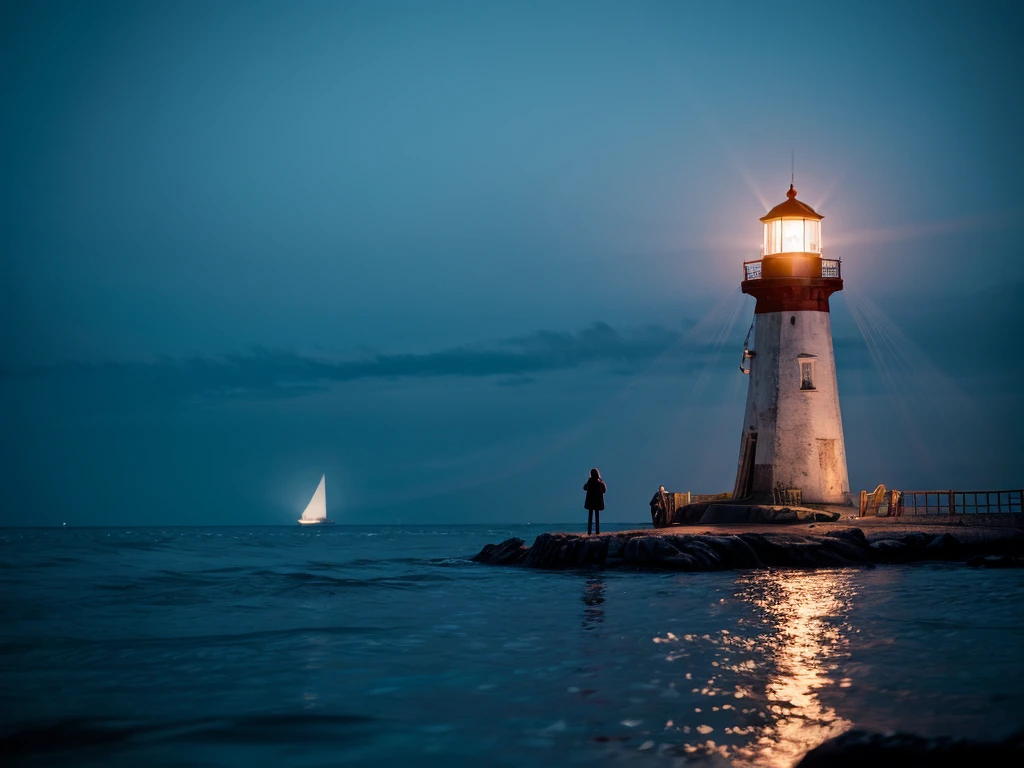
893;489;1024;516
741;257;842;281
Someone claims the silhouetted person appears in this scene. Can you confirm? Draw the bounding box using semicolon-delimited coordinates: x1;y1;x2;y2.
583;468;606;535
650;485;669;527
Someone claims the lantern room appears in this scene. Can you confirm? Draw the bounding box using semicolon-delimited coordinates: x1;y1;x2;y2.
761;184;823;255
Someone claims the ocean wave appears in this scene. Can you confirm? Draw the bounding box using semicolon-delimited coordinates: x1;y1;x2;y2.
308;556;427;569
1;712;377;762
427;557;475;568
3;623;400;656
255;569;457;591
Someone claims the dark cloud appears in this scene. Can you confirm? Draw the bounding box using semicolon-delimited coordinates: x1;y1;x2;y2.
4;280;1019;407
2;322;717;402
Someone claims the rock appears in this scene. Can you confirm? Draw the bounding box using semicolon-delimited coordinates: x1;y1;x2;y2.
794;727;1024;767
572;539;589;566
699;505;752;524
967;554;1023;568
471;524;1021;573
605;536;625;560
692;503;841;526
804;545;856;567
825;528;869;548
678;539;723;568
767;507;799;523
625;535;680;564
700;535;764;569
672;503;712;524
741;533;794;565
582;535;609;566
869;539;911;563
821;538;873;565
650;536;683;561
524;533;577;568
622;537;641;562
813;509;842;522
660;534;688;550
784;542;823;567
471;538;527;565
925;532;962;559
897;532;934;550
472;543;498;563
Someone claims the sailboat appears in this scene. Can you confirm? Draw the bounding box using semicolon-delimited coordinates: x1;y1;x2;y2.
297;474;334;525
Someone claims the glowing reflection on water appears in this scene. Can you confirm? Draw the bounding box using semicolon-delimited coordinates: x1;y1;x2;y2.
581;575;606;632
642;570;857;764
732;570;855;766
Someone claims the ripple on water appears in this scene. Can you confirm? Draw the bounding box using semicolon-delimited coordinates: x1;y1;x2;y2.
2;528;1023;767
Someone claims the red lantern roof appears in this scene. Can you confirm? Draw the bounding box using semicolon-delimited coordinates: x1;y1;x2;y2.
760;184;823;222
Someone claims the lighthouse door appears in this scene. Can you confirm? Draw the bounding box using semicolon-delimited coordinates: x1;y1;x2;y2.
817;438;841;499
734;432;758;499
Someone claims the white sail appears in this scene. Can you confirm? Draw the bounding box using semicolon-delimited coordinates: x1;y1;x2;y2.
299;475;328;522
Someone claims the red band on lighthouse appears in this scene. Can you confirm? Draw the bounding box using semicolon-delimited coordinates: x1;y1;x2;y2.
742;279;843;314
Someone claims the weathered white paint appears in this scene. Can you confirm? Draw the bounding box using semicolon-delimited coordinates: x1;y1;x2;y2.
734;310;850;504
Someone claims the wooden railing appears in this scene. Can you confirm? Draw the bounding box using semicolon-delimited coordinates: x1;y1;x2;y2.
861;486;1024;517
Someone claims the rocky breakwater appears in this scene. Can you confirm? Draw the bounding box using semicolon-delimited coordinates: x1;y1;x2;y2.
794;727;1024;767
471;527;1024;571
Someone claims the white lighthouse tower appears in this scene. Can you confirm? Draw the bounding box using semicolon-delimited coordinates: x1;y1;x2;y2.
732;183;850;505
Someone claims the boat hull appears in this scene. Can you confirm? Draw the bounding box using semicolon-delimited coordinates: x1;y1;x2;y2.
297;518;335;526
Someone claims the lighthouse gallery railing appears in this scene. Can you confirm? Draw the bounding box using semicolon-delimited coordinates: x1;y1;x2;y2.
742;258;841;281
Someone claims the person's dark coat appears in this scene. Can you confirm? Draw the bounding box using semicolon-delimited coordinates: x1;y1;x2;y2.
650;489;668;526
584;477;607;511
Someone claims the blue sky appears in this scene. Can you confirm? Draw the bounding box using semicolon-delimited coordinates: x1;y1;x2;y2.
1;1;1022;525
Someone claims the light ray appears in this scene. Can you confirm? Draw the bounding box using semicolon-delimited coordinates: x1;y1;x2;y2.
828;210;1023;248
809;168;847;211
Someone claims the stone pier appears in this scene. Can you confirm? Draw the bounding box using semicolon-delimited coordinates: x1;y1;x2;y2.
471;516;1024;571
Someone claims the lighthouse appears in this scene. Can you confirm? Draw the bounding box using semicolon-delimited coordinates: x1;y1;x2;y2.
732;184;850;505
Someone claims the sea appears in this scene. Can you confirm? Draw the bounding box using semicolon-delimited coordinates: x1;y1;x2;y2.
2;524;1023;767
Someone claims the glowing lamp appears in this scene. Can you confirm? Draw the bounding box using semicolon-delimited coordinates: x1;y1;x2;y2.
761;184;823;255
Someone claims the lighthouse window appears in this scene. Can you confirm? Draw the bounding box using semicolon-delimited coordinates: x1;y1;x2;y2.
764;218;821;255
804;220;821;253
782;219;804;252
764;220;782;254
800;361;815;391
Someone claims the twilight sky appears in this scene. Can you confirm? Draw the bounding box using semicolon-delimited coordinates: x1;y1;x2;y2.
2;0;1022;525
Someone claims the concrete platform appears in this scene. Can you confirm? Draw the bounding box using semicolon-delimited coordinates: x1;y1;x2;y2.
662;513;1024;545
